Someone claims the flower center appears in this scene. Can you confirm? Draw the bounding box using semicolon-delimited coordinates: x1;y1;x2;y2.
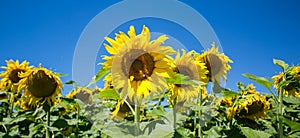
121;49;155;81
75;90;91;104
205;54;223;80
9;69;25;83
238;101;264;116
27;70;57;98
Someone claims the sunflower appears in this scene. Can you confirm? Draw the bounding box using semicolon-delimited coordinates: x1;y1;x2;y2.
18;66;63;107
14;97;32;110
272;66;300;98
66;87;93;104
167;49;208;102
106;26;175;102
227;84;271;120
111;99;133;121
194;43;233;84
0;60;33;92
103;73;113;90
91;87;102;95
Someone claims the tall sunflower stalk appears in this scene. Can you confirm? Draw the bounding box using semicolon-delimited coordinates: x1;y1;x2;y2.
134;96;140;136
198;89;203;138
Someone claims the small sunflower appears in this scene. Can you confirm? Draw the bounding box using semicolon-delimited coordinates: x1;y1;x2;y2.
106;26;175;102
272;66;300;98
194;43;233;84
111;99;133;121
227;84;271;120
0;60;33;92
167;49;208;102
66;87;93;104
14;97;32;110
103;73;113;90
18;66;63;107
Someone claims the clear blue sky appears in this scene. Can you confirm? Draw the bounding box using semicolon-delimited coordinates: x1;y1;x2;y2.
1;0;299;95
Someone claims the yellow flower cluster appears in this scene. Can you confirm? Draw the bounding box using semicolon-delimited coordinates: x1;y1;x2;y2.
0;60;63;109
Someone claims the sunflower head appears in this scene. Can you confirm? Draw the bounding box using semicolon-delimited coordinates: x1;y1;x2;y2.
272;66;300;98
194;43;233;84
227;85;271;120
18;66;63;107
167;49;208;103
66;87;93;104
106;25;175;102
111;99;132;121
0;60;33;92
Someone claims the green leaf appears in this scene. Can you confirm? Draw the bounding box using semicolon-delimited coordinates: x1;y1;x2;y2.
60;97;77;104
88;67;110;87
65;80;76;85
148;106;167;118
281;117;300;133
52;119;68;129
0;99;8;103
240;127;271;138
220;89;239;98
283;96;300;104
98;89;119;100
243;73;272;89
54;72;67;77
174;127;190;138
273;59;289;71
203;126;222;137
166;73;205;86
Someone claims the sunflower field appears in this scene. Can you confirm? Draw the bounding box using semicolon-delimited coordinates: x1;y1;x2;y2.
0;26;300;138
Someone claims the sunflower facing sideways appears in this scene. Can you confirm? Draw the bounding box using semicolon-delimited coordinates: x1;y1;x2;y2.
18;66;63;107
194;43;233;84
104;26;175;103
66;87;93;104
227;84;271;120
0;60;33;92
272;66;300;98
167;49;208;103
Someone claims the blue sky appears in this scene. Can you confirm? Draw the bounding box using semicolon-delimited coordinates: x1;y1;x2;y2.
0;0;299;95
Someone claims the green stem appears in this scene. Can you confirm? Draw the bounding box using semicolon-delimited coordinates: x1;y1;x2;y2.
76;107;79;137
134;98;140;137
46;108;50;138
9;93;15;117
173;98;177;129
198;90;203;138
278;85;283;138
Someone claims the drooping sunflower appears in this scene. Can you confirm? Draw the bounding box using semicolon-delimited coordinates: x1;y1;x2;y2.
167;49;208;103
111;99;133;121
106;26;175;102
18;66;63;107
227;84;271;120
0;60;33;92
66;87;93;104
272;66;300;98
194;43;233;84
